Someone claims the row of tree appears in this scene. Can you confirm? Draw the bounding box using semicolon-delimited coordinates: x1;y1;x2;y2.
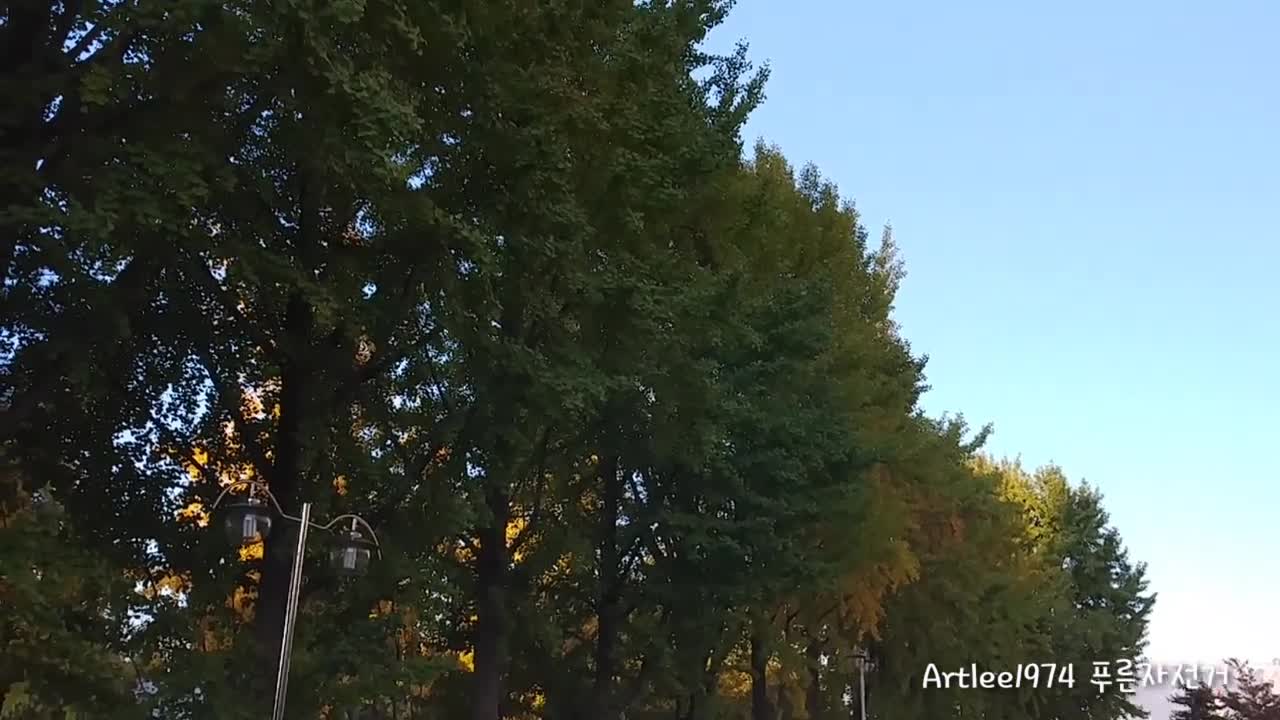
1;0;1153;718
1172;663;1280;720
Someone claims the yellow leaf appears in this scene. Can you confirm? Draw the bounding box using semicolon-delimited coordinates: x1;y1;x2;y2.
227;584;257;622
176;501;209;527
241;388;266;420
506;515;529;564
238;541;264;562
155;572;192;596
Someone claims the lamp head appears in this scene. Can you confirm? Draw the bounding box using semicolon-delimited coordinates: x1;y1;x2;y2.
329;530;376;577
222;497;273;546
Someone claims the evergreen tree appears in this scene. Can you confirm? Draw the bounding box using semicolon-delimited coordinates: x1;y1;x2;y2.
1171;682;1225;720
1220;660;1280;720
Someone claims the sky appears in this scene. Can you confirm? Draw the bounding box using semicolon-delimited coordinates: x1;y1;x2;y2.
707;0;1280;685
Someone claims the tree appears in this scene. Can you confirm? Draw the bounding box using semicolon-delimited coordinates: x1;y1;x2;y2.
738;187;938;720
864;428;1049;720
0;454;137;718
1219;660;1280;720
860;458;1154;720
1171;682;1225;720
391;4;768;717
1005;464;1155;720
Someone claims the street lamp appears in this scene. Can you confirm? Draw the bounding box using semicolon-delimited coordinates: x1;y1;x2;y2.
222;496;273;545
330;524;377;576
210;480;382;720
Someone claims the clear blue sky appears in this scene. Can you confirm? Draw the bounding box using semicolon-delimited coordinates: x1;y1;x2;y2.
709;0;1279;669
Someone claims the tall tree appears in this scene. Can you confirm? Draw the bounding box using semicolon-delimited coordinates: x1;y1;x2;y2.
1004;464;1156;720
1172;682;1226;720
403;3;767;716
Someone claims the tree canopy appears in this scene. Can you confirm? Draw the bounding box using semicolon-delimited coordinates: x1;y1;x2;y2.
2;1;1154;718
1168;662;1280;720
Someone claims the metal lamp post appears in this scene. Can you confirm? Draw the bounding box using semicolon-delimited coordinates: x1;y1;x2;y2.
853;647;873;720
210;480;382;720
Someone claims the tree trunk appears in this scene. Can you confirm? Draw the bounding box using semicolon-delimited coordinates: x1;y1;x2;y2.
589;453;622;720
255;161;324;700
472;486;511;720
255;290;313;686
804;638;822;720
750;630;777;720
678;644;729;720
778;619;796;720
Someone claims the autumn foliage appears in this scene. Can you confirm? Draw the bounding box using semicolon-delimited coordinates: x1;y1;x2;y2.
1;1;1151;718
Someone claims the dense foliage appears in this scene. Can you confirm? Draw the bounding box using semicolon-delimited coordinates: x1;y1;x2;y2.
1;0;1154;718
1168;662;1280;720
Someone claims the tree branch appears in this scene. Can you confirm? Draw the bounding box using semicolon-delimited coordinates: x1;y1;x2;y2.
68;13;128;68
189;341;275;482
509;428;551;557
53;0;85;51
350;259;430;386
180;250;279;356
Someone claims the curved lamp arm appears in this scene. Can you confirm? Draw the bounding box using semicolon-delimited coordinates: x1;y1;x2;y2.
317;514;383;559
209;480;382;557
210;480;286;516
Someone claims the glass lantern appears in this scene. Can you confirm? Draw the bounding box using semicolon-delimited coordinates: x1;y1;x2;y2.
222;497;273;546
329;530;375;577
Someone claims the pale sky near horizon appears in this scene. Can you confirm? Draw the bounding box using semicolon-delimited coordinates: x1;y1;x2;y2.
708;0;1280;678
